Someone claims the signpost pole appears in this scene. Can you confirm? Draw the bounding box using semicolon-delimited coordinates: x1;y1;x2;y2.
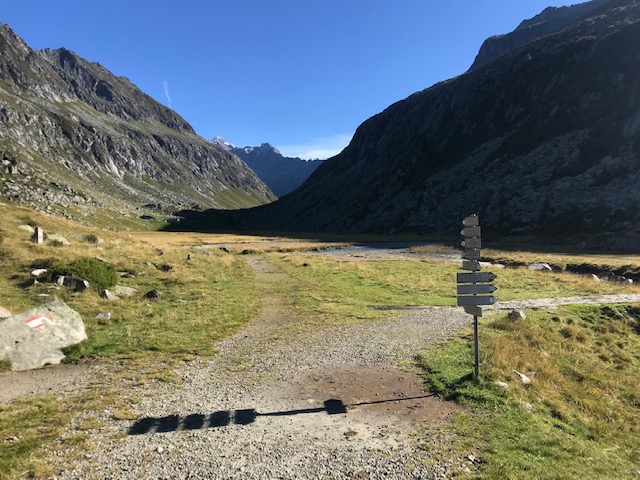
473;315;480;380
457;214;497;382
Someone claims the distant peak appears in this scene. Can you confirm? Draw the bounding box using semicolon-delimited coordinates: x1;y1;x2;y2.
211;136;235;151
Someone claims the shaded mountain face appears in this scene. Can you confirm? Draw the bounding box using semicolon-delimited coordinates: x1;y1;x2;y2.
194;0;640;241
212;138;323;197
0;24;275;222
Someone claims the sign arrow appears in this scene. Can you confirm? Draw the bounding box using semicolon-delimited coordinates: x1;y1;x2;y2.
464;305;483;317
463;215;479;227
457;284;497;295
462;260;482;271
463;248;481;260
461;238;481;249
460;226;481;237
457;272;497;283
457;295;497;306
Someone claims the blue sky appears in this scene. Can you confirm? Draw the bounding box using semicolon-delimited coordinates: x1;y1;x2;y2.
2;1;583;158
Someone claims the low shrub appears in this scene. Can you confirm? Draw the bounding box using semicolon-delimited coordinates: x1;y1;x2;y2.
51;257;118;290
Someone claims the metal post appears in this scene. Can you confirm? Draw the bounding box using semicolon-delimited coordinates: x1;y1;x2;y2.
473;315;480;380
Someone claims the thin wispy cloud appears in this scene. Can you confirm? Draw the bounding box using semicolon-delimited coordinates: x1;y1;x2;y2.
278;133;353;160
162;79;172;105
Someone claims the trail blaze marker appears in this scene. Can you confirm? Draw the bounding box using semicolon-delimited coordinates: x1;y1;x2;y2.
456;214;497;379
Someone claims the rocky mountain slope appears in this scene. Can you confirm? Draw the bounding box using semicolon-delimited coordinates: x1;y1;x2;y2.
0;24;275;224
188;0;640;244
212;137;323;197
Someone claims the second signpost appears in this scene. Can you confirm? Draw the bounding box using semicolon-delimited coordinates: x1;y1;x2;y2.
456;214;497;379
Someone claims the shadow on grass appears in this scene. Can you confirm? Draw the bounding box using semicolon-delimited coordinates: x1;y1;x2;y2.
128;395;434;435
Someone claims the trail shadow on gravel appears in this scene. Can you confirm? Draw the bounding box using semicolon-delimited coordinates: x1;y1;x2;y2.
128;395;435;435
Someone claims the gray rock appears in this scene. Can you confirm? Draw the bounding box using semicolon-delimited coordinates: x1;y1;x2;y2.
0;300;87;371
100;290;119;301
508;309;526;321
18;224;35;234
512;370;532;386
494;381;509;389
591;274;601;282
114;286;138;298
62;277;89;292
30;268;48;277
53;275;66;286
144;290;162;300
47;233;70;245
528;263;552;272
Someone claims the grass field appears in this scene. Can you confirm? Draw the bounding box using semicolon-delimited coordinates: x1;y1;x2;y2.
1;202;639;478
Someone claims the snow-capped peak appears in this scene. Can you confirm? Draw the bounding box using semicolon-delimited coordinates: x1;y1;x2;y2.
211;136;236;151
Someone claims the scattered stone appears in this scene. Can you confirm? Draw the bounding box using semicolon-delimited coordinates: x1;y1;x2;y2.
156;446;165;454
144;290;162;301
32;227;44;244
95;312;111;324
24;278;39;288
512;370;532;386
47;233;70;246
100;290;119;301
508;309;526;321
0;306;11;319
467;454;480;464
522;401;534;412
157;264;172;272
591;274;601;282
118;271;135;278
528;263;552;272
0;300;87;371
140;215;155;221
219;247;230;254
18;224;35;234
30;268;48;277
114;286;138;298
144;262;154;267
156;249;164;256
63;277;90;292
53;275;66;286
494;381;509;389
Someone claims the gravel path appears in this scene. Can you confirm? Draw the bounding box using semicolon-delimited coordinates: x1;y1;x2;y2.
55;255;475;480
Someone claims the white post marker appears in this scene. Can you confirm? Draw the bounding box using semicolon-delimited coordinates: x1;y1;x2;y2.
456;214;497;379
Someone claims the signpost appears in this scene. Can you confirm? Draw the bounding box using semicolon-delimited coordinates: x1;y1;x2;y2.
457;214;497;379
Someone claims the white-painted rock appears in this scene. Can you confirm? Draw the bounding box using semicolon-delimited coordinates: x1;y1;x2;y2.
0;301;87;371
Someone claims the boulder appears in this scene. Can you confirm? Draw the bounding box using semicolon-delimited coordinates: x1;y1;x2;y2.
114;286;138;298
0;306;11;319
32;227;44;244
528;263;552;272
47;233;70;245
512;370;532;386
31;268;48;277
0;300;87;371
144;289;162;300
18;224;35;234
100;290;119;300
63;277;90;292
508;309;526;321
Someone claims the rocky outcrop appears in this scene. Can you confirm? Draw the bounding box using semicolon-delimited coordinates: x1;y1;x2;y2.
212;138;323;197
0;24;275;221
190;0;640;240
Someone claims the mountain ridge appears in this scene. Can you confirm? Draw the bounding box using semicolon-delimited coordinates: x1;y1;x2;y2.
0;24;275;224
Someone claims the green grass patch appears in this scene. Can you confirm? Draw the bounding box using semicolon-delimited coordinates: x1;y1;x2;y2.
268;254;639;322
419;304;640;479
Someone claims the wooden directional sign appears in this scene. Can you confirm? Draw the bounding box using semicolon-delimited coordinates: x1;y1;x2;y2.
461;226;481;238
457;295;497;306
457;284;498;295
462;238;481;249
463;248;481;261
464;305;483;317
463;215;479;228
457;272;497;283
462;260;482;271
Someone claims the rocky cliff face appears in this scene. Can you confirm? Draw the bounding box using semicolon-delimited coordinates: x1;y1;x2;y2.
0;24;275;223
198;0;640;241
212;138;323;197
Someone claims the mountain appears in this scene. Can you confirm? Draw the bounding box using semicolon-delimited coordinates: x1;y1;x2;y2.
182;0;640;246
470;0;610;70
211;138;323;197
0;24;275;223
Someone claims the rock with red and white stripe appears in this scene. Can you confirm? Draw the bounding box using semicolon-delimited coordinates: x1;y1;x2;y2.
0;300;87;371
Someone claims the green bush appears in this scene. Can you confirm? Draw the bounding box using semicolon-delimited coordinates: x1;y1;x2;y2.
51;257;118;290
